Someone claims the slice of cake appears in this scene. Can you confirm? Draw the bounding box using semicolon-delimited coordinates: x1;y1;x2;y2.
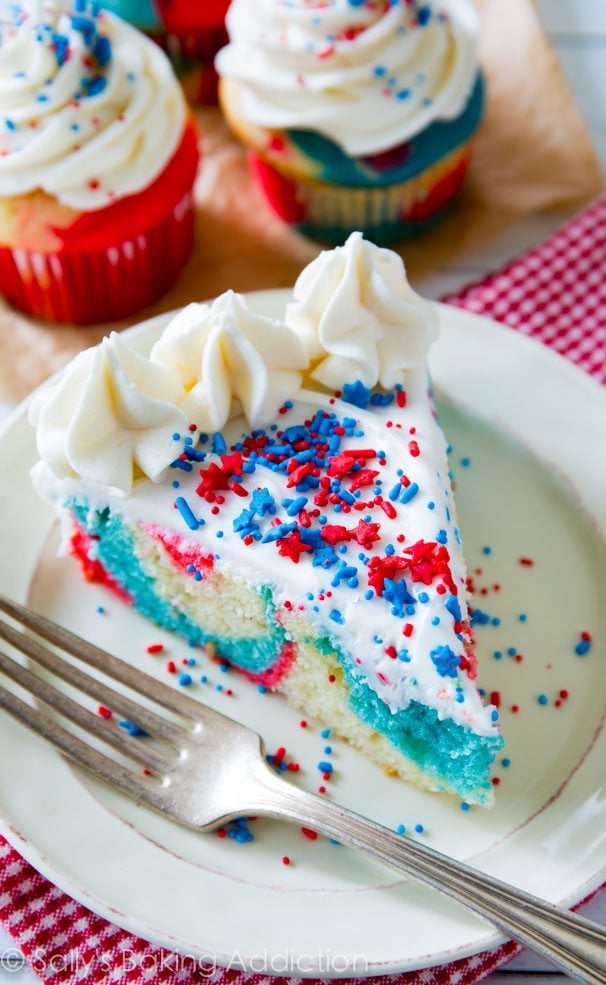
30;234;503;805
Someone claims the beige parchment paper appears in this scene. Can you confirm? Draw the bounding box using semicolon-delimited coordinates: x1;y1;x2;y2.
0;0;603;405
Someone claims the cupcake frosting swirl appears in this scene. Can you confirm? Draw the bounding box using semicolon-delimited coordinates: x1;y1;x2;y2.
216;0;479;157
0;0;186;210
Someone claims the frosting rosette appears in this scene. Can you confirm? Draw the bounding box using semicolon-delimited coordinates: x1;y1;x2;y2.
286;232;438;389
216;0;479;157
0;0;186;210
150;292;309;432
29;333;187;494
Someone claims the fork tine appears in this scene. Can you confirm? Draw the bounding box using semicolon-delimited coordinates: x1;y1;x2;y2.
0;614;187;750
0;648;172;777
0;675;165;808
0;595;228;726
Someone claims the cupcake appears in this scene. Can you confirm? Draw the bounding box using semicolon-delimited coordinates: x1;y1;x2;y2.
216;0;483;244
0;0;200;325
103;0;231;103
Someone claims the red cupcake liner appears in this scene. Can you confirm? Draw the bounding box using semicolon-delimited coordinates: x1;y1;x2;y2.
249;146;472;242
0;189;195;325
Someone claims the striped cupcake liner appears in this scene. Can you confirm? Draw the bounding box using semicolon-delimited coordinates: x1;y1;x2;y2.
0;190;195;326
250;144;472;245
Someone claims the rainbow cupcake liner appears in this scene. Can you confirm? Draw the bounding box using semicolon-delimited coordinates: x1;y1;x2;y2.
250;144;472;245
0;190;195;325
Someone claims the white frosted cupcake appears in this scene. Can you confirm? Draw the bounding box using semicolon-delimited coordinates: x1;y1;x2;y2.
216;0;483;243
0;0;200;324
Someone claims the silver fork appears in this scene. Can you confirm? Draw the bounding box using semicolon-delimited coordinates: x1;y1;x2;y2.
0;595;604;985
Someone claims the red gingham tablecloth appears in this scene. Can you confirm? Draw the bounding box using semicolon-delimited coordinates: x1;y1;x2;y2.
1;197;605;985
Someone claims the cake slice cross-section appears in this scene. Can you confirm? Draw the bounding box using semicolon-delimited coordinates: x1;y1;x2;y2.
30;234;503;805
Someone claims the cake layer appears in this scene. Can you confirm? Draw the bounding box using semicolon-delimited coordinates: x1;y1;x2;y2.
65;497;501;804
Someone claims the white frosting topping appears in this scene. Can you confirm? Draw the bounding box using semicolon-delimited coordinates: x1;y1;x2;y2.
216;0;479;156
29;333;187;494
0;0;186;209
150;292;309;433
287;232;438;390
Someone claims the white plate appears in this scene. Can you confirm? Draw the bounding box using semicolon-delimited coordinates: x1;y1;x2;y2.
0;295;605;978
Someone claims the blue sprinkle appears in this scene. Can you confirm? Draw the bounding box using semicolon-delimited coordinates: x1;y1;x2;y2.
286;495;308;516
342;380;371;409
178;673;192;687
575;639;591;656
430;644;459;678
321;729;331;738
324;746;332;754
118;720;147;737
414;824;424;834
330;609;344;624
427;501;435;510
257;684;267;694
461;802;471;812
491;709;499;721
212;432;227;456
175;497;199;531
501;757;511;768
193;571;203;582
200;675;208;683
460;457;471;468
400;482;419;504
482;546;493;555
519;613;528;622
537;694;548;706
317;761;333;773
396;824;406;835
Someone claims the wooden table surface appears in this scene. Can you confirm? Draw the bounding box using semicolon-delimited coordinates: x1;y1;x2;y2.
1;0;604;981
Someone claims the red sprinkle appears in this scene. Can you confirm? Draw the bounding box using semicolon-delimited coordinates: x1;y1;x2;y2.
217;828;227;839
282;856;291;865
301;827;318;841
273;746;286;766
511;704;520;713
490;691;501;708
97;705;112;720
166;660;176;673
146;643;163;654
519;557;535;567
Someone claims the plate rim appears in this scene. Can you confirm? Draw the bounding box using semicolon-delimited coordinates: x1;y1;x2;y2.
0;294;604;977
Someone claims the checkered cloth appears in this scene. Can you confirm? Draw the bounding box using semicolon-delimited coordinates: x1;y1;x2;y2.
442;195;606;383
1;197;605;985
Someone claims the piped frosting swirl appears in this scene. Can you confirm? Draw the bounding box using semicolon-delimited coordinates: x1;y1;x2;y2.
216;0;479;157
0;0;186;210
286;232;438;390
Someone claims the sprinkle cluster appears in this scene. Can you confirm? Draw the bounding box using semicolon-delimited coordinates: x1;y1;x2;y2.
164;379;486;726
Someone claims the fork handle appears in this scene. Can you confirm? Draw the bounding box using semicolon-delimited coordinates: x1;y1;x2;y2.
250;772;606;985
